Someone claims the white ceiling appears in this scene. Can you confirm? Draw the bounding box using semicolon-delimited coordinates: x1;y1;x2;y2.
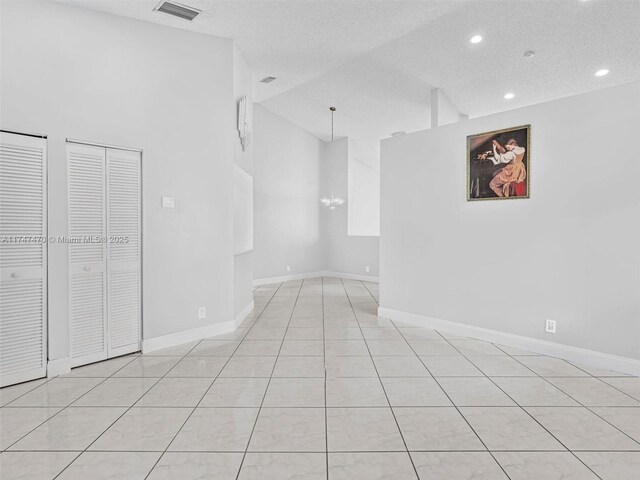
57;0;640;143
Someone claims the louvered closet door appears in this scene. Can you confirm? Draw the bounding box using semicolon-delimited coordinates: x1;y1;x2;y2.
67;143;108;367
106;148;141;357
0;132;47;387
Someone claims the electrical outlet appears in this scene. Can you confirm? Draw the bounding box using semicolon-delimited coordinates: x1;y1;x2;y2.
286;265;291;272
545;319;556;334
161;196;175;209
365;266;370;273
198;307;206;320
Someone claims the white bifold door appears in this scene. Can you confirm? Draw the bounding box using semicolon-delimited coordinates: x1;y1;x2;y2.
0;132;48;387
67;142;141;368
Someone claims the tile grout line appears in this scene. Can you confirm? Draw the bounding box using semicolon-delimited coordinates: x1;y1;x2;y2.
233;278;305;480
49;337;216;479
0;377;55;408
384;318;514;480
339;277;422;480
8;403;639;409
33;283;274;479
359;280;378;306
322;276;329;480
415;330;606;480
1;354;144;476
494;344;640;402
7;448;640;453
2;352;142;455
383;311;639;468
493;348;640;452
502;351;640;435
484;345;640;447
141;281;284;480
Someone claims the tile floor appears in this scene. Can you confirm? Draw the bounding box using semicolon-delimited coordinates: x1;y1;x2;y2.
1;277;639;479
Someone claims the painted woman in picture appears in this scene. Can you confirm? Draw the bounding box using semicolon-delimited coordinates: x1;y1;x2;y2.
486;138;526;197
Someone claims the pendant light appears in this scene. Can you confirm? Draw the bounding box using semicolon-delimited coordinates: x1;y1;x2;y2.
320;106;345;210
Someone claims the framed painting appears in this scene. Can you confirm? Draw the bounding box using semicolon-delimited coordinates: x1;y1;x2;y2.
467;124;530;201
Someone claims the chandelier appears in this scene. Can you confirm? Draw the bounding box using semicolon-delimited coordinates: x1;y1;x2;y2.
320;106;345;210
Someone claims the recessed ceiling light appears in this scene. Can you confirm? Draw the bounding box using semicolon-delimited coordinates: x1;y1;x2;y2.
470;35;483;44
504;93;515;100
260;76;277;83
524;50;535;58
595;69;610;77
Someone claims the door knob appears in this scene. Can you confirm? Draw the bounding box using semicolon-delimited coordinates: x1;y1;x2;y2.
10;272;20;279
83;266;91;272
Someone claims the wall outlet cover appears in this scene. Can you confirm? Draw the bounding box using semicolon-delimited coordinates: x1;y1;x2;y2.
198;307;206;320
545;319;557;334
161;196;175;208
365;266;370;273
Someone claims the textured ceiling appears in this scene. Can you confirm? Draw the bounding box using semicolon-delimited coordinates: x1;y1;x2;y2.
56;0;640;142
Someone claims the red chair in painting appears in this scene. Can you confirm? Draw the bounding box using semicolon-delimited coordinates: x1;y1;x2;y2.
509;181;527;197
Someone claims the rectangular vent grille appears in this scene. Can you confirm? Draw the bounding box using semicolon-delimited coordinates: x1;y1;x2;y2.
155;1;200;21
260;76;277;84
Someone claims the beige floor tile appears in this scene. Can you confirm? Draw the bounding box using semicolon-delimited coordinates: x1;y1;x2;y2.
240;453;326;480
147;452;243;480
249;408;326;452
460;407;565;451
327;407;405;452
329;452;417;480
494;452;598;480
412;452;508;480
394;407;484;451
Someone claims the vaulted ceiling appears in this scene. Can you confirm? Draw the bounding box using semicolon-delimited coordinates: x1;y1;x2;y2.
57;0;640;142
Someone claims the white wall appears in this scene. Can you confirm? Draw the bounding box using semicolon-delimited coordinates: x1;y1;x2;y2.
380;82;640;360
323;138;380;278
348;138;380;236
252;110;380;282
1;0;236;360
233;46;254;317
430;88;468;128
253;104;324;280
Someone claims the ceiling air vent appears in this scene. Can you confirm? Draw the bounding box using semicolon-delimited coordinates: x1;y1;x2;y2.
260;76;277;84
154;1;201;21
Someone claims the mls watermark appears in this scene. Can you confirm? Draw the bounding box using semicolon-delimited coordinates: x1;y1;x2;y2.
0;235;130;244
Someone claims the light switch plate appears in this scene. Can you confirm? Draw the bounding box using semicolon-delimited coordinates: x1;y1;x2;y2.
198;307;206;320
161;196;175;209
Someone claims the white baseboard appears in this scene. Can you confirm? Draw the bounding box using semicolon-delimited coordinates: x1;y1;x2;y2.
235;301;255;328
322;270;379;283
142;320;236;354
254;270;379;287
253;271;324;286
47;357;71;377
378;306;640;377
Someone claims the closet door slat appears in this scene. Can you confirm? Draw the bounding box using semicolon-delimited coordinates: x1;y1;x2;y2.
0;132;47;387
106;148;141;356
67;143;108;367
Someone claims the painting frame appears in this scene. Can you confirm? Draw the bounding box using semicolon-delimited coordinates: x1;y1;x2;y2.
467;124;531;201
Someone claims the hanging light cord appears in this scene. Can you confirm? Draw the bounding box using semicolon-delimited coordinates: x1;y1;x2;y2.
330;106;335;198
321;106;344;209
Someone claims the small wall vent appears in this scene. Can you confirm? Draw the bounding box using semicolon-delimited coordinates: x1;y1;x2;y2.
154;1;201;21
260;76;277;84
